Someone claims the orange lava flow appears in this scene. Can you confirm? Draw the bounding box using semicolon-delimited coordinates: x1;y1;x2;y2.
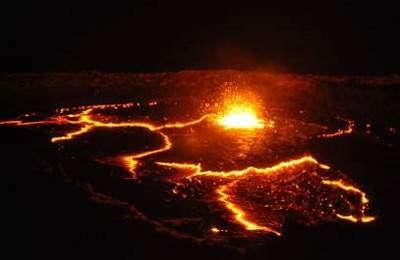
0;105;210;178
51;125;94;142
55;102;137;114
53;110;209;135
217;182;282;236
48;108;209;177
186;156;330;178
0;101;376;236
321;119;355;138
120;132;172;178
157;156;329;235
158;115;210;130
322;179;375;223
0;120;54;126
156;161;202;172
157;155;375;235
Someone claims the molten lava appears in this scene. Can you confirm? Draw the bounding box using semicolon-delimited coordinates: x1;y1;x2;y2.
0;100;376;239
216;182;282;236
217;103;266;129
321;118;355;138
322;179;376;223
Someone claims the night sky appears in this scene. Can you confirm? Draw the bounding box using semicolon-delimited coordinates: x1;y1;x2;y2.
1;1;399;73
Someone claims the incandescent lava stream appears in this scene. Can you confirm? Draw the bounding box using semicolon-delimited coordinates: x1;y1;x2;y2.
0;100;376;238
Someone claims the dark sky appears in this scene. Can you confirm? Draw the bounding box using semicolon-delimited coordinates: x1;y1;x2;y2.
1;1;399;73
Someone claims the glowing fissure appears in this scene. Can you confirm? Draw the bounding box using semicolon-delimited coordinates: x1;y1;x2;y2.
156;155;373;234
186;156;330;178
217;182;282;236
120;132;173;177
0;106;209;178
0;101;375;236
322;179;375;223
321;119;355;138
156;157;330;235
51;109;208;177
51;124;94;142
0;119;55;126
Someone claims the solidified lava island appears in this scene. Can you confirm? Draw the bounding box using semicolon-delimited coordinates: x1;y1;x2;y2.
2;70;399;242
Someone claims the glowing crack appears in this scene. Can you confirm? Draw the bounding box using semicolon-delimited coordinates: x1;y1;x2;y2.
322;179;375;223
0;101;375;238
320;118;355;138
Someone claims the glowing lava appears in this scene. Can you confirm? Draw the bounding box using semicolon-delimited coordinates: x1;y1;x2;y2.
49;109;209;177
320;118;355;138
217;103;266;129
0;100;376;238
156;155;374;235
322;179;375;223
217;182;282;236
181;156;330;179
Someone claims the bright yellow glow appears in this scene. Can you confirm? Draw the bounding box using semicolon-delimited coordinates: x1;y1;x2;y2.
217;104;265;129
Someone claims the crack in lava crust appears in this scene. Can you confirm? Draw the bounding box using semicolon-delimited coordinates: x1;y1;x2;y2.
156;156;374;236
0;101;376;238
216;182;282;236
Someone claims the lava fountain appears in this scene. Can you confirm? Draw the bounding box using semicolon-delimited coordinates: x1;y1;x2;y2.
215;94;274;130
217;103;265;129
